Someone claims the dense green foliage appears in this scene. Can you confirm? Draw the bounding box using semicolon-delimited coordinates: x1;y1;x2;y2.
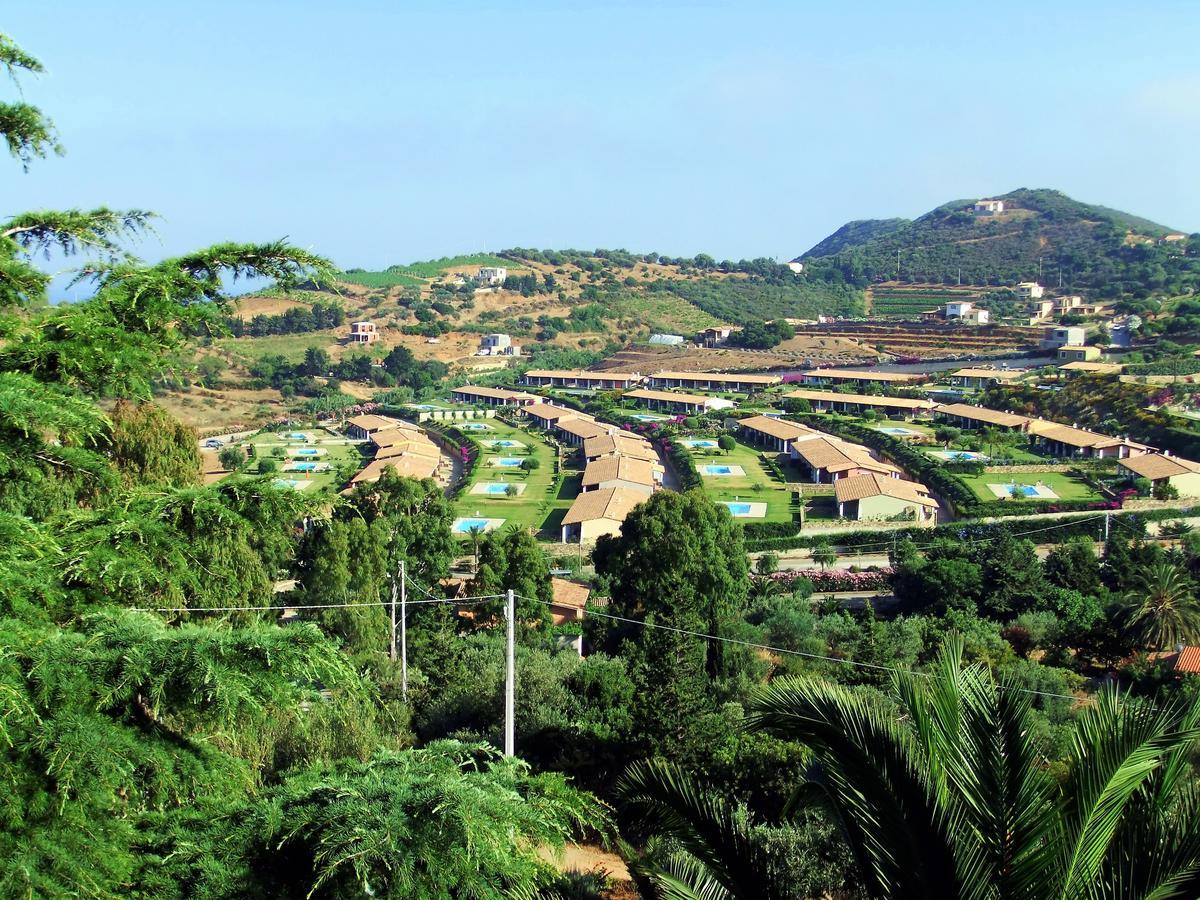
801;188;1200;299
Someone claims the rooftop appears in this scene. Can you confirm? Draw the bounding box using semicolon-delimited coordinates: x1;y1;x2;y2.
525;369;641;380
556;418;610;440
1058;361;1123;374
801;369;924;383
934;403;1031;429
950;368;1026;381
625;388;716;405
452;385;539;401
651;371;782;386
346;414;406;432
834;473;938;507
1119;453;1200;481
582;455;658;487
561;486;646;526
784;389;933;410
737;414;815;441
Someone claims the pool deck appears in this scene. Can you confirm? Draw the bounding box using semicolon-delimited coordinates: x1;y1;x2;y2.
469;482;528;496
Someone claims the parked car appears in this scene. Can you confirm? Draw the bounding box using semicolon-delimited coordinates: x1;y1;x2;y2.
204;438;224;449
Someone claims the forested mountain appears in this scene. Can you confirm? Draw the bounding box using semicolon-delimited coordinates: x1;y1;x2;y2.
798;188;1200;298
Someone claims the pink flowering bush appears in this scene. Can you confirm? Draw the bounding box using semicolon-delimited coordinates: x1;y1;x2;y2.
768;568;893;592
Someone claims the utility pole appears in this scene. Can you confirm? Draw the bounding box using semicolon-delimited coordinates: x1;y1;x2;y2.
1104;513;1110;542
389;562;399;663
400;559;408;703
504;588;515;757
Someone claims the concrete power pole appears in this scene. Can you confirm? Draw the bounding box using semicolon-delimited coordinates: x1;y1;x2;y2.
400;559;408;703
389;563;399;663
504;588;515;757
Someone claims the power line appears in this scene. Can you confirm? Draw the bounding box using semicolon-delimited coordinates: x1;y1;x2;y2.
132;595;504;614
516;595;1081;704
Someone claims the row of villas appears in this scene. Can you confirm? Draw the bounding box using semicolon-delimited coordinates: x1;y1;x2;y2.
342;414;443;486
933;403;1152;459
734;415;938;522
517;403;663;543
519;369;782;394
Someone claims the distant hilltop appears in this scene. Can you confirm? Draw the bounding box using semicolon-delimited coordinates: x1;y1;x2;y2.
795;188;1197;299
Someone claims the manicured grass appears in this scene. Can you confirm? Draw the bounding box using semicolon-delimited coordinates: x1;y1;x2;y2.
957;471;1101;503
682;437;799;525
237;426;369;494
454;418;582;539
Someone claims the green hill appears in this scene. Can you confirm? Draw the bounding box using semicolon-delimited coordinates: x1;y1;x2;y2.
798;188;1199;299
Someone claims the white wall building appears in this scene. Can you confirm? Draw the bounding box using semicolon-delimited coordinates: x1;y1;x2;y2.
974;199;1005;216
1017;282;1045;299
477;266;507;285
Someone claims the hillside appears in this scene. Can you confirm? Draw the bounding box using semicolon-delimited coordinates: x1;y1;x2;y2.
798;188;1199;299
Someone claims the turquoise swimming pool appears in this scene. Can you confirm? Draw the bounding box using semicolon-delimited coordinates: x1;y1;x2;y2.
702;465;733;475
293;448;320;456
291;462;318;472
454;518;490;532
681;439;718;448
493;457;524;467
725;502;752;514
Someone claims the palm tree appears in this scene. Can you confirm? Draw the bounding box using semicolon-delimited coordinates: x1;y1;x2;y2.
619;637;1200;899
811;542;837;570
747;575;781;605
1124;560;1200;650
465;524;485;574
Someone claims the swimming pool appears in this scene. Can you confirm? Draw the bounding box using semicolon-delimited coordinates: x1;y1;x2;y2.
725;502;751;514
273;479;306;490
681;439;718;448
412;404;447;411
481;483;514;495
292;448;320;456
631;414;665;421
453;518;491;533
879;427;915;435
461;423;492;430
492;457;524;467
286;432;309;441
291;462;318;472
702;465;733;475
1004;484;1040;497
485;440;522;447
930;450;989;462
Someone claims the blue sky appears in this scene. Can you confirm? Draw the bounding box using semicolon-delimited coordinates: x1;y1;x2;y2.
6;1;1200;272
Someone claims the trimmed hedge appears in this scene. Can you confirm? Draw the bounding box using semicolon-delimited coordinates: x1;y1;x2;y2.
743;507;1194;553
743;520;801;539
668;442;702;492
423;421;479;499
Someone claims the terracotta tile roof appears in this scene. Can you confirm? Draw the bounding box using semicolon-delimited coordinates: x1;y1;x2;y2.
583;433;659;462
834;473;938;507
347;414;406;433
374;440;440;462
1176;646;1200;674
737;415;814;442
651;370;782;386
556;418;609;440
551;577;592;610
372;428;431;451
934;403;1031;429
561;486;646;526
1119;453;1200;480
524;403;589;423
452;385;539;402
790;436;899;476
785;389;934;410
1058;361;1124;374
801;369;924;383
951;368;1026;381
625;388;715;405
525;369;641;381
582;455;657;487
351;455;439;483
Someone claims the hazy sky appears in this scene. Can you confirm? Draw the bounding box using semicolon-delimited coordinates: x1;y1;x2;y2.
6;1;1200;271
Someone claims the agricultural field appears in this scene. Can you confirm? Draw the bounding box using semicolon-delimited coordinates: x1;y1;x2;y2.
453;418;583;539
956;470;1101;503
608;292;722;333
378;254;524;279
681;437;799;525
337;270;426;289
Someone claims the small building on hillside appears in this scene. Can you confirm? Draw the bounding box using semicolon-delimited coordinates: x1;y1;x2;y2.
1028;298;1056;322
560;486;646;544
834;473;938;522
945;300;975;319
477;266;507;285
1058;361;1124;376
479;333;520;356
1017;282;1045;300
1118;453;1200;498
786;261;805;273
698;327;734;347
1040;325;1086;350
348;321;379;344
974;199;1005;216
1057;345;1102;362
1052;295;1103;317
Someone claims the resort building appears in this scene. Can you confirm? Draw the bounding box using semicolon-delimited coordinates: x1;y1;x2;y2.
797;369;925;388
1118;454;1200;498
348;419;442;486
974;199;1005;216
789;434;902;483
344;414;412;441
1028;422;1151;459
946;368;1026;390
560;486;646;544
623;388;737;415
646;371;782;394
582;432;660;464
784;389;933;418
555;418;610;446
348;321;379;344
933;403;1032;433
834;473;938;522
736;415;815;452
521;369;643;390
581;455;661;495
1057;345;1102;362
450;385;539;407
1058;361;1124;376
522;402;587;428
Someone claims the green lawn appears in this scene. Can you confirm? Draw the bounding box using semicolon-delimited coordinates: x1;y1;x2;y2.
682;437;799;525
237;426;369;494
957;471;1101;503
453;418;582;540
